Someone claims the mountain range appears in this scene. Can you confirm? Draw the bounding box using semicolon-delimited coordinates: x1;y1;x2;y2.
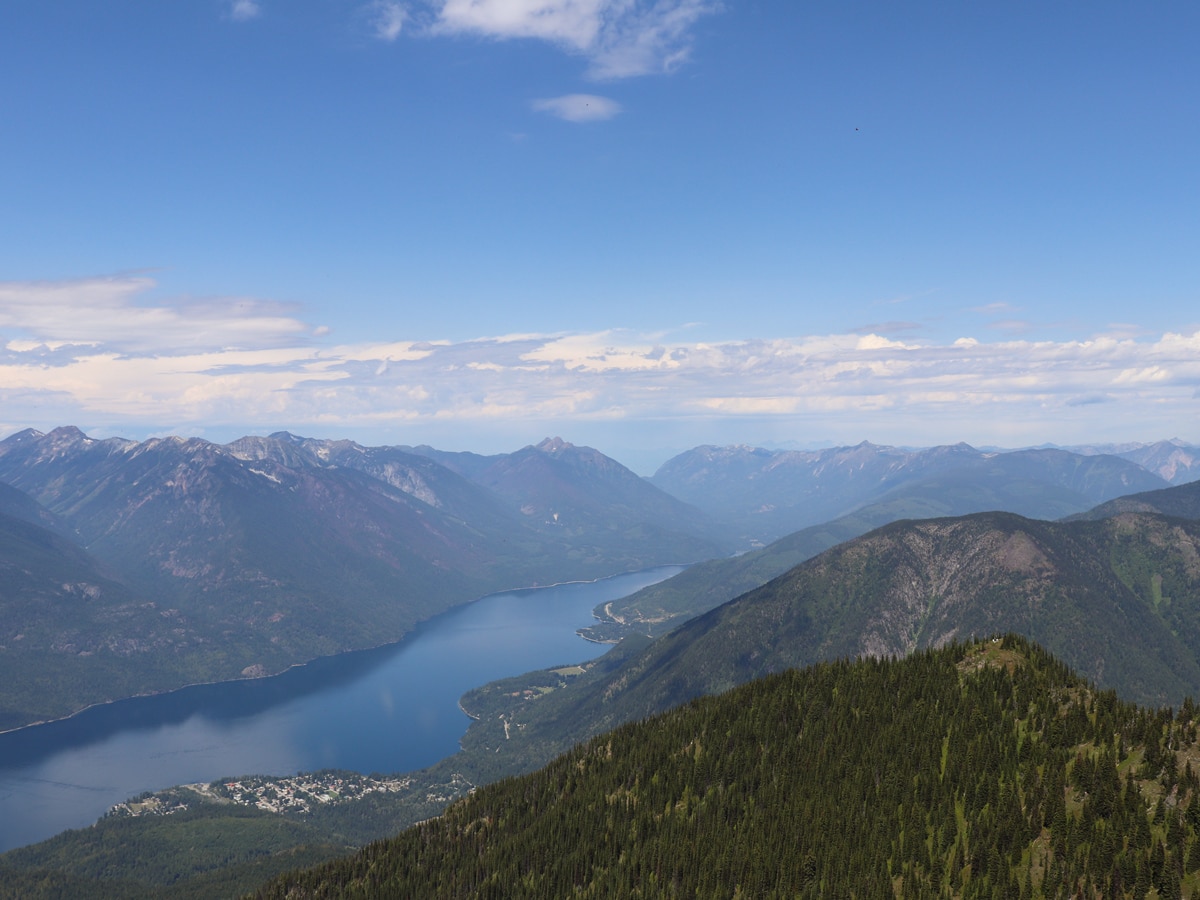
585;444;1193;642
4;427;1200;895
648;441;1174;544
0;427;725;730
1066;438;1200;485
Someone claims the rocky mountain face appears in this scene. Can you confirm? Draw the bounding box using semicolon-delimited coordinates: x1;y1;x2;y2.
229;433;728;558
650;441;1170;544
0;427;727;729
1068;438;1200;485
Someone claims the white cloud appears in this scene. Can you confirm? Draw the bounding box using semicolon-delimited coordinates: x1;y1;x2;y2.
532;93;621;122
431;0;721;79
371;1;407;40
583;0;716;79
3;276;1200;450
532;93;619;122
229;0;262;22
437;0;604;47
0;275;312;353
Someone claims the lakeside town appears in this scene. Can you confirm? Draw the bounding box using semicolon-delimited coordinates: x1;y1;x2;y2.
106;771;417;819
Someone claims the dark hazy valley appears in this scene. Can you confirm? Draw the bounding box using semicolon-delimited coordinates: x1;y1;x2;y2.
3;428;1200;898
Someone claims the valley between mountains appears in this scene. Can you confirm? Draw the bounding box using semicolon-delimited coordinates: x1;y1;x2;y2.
3;429;1200;897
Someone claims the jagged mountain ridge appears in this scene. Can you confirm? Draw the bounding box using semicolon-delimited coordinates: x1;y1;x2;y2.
230;432;727;554
1067;437;1200;485
650;440;1170;543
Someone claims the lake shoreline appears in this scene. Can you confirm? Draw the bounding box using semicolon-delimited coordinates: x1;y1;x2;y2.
0;565;685;854
0;564;687;738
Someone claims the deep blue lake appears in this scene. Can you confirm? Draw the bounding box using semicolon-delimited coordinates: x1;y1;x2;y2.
0;566;682;853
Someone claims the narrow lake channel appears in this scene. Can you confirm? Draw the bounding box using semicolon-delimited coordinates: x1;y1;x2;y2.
0;566;683;853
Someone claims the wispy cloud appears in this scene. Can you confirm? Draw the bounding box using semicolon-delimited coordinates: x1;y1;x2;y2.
3;276;1199;449
228;0;262;22
532;93;621;122
370;1;407;40
972;302;1019;315
431;0;721;79
1066;393;1113;407
0;275;314;353
987;319;1035;336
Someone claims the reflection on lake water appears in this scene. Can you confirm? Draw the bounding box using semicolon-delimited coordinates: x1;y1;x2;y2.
0;566;682;853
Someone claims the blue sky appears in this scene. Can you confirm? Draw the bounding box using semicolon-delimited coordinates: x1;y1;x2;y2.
1;1;1198;471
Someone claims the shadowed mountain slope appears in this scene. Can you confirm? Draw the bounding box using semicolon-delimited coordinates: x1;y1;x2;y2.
0;505;184;731
1068;479;1200;522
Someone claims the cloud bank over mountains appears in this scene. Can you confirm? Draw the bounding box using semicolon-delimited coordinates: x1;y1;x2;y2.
2;275;1197;451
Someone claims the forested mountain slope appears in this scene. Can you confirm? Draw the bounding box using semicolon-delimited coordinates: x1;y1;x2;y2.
0;506;175;731
256;637;1200;899
584;512;1200;725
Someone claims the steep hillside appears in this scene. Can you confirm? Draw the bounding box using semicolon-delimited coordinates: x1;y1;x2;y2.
650;441;1167;544
256;638;1200;899
0;482;70;536
0;507;188;730
648;441;952;540
581;513;1200;725
400;444;504;481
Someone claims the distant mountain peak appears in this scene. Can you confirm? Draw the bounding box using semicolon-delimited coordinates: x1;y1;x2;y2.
2;428;46;443
536;437;574;454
